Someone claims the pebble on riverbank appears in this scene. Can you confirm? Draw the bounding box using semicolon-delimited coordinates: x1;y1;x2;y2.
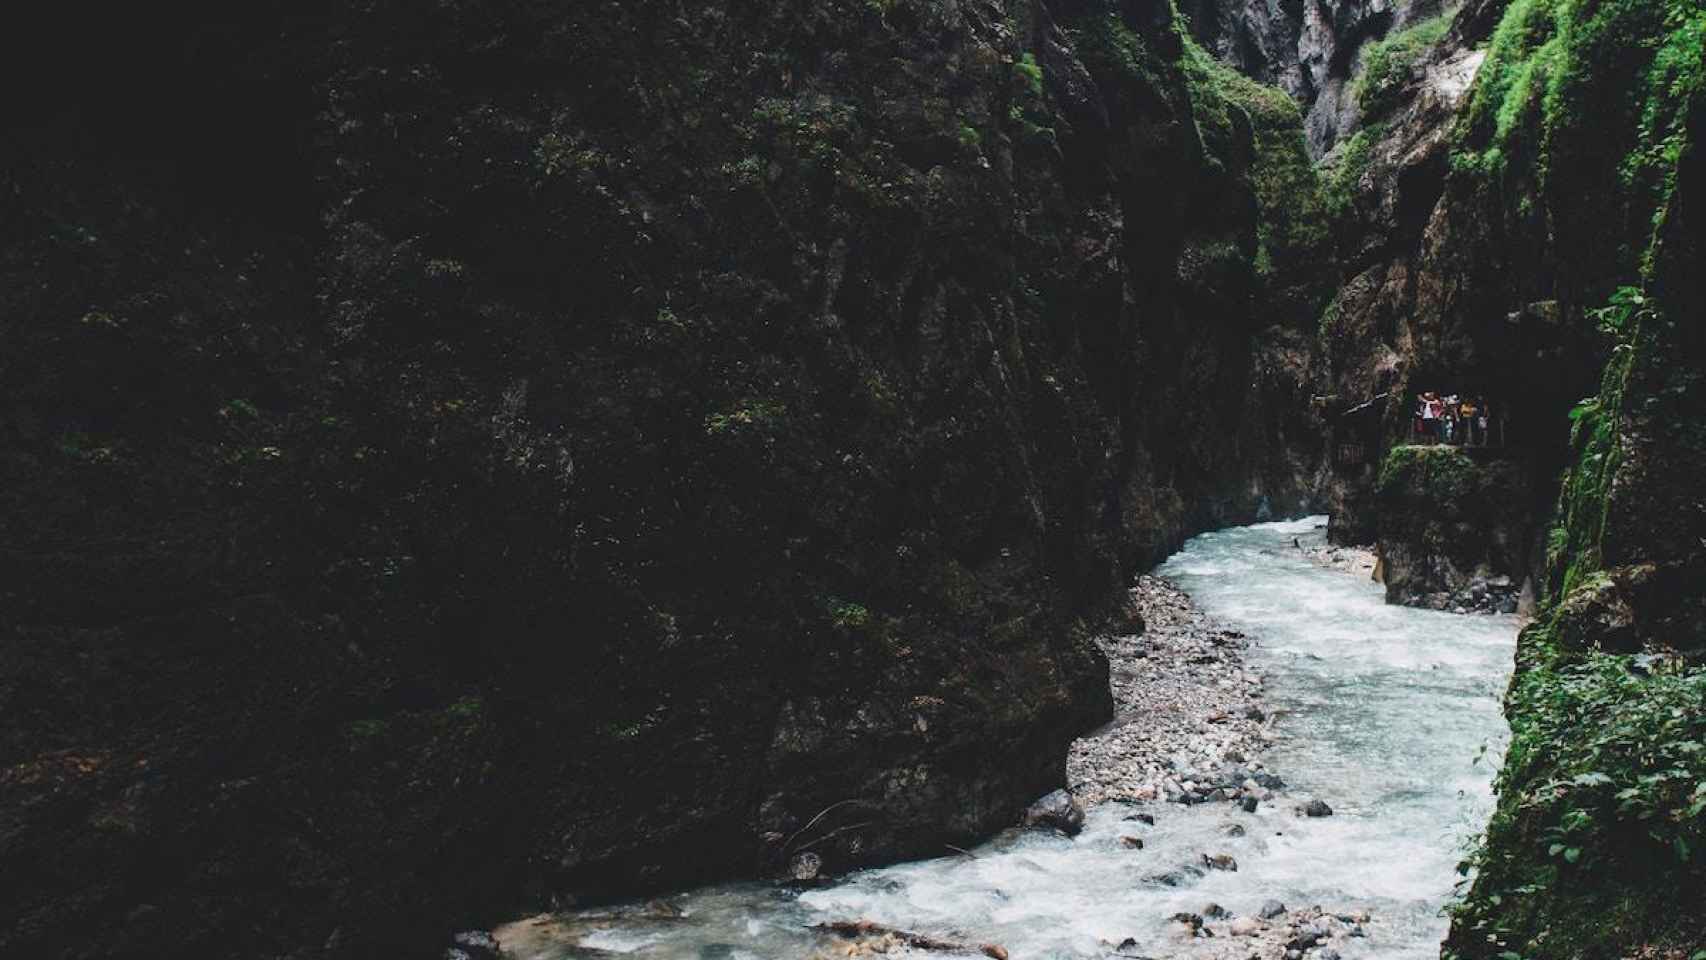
1066;577;1274;807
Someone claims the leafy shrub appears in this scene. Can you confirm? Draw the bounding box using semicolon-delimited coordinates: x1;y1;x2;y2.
1452;639;1706;959
1354;12;1454;118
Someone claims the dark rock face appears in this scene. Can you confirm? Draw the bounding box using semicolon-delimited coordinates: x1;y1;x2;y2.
0;0;1325;957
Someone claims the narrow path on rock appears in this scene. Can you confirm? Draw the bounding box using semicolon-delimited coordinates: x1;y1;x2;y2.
495;517;1516;960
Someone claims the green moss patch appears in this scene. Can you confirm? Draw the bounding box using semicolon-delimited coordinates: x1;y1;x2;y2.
1355;11;1455;118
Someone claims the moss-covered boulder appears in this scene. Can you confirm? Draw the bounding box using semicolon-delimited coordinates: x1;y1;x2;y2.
1372;444;1536;608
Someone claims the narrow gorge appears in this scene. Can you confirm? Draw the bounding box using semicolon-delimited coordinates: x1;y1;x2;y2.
0;0;1699;958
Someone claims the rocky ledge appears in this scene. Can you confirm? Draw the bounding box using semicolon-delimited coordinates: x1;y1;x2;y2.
1305;540;1519;614
1300;543;1378;580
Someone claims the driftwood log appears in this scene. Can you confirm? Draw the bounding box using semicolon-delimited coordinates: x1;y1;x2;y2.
815;920;1008;959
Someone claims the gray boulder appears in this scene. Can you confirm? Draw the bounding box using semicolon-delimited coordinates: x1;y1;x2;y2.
1023;789;1085;836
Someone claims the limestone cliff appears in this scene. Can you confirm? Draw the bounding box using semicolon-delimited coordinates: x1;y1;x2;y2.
1181;0;1454;153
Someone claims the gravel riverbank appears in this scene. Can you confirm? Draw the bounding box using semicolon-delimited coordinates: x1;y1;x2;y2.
1067;576;1275;807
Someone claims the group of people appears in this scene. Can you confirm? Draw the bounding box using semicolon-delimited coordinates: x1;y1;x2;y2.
1413;391;1500;445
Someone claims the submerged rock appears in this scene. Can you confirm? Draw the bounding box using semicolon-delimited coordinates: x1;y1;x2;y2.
1260;899;1288;919
1302;799;1334;817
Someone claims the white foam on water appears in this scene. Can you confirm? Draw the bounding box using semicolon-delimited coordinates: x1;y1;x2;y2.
500;517;1515;960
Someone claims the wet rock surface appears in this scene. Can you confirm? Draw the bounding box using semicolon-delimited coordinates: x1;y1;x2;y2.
1023;789;1088;837
1301;543;1378;579
1163;906;1373;960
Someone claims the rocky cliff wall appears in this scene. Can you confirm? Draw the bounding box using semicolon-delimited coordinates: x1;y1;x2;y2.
1312;0;1674;600
1181;0;1452;154
1298;0;1705;950
1446;74;1705;958
0;1;1326;956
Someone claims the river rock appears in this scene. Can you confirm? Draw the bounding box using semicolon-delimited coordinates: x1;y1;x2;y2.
1259;899;1287;919
788;851;822;881
1202;853;1238;871
1241;795;1259;813
1302;799;1333;817
1230;916;1262;936
1202;903;1228;919
1023;789;1085;836
1120;835;1145;849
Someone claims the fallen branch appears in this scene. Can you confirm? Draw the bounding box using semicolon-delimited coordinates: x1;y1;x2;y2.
791;821;873;853
815;920;1007;958
783;799;862;855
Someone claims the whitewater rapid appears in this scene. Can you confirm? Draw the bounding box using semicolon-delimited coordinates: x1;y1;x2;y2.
497;517;1516;959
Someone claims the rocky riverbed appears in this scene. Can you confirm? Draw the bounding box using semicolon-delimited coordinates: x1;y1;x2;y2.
1067;577;1275;806
1053;575;1382;960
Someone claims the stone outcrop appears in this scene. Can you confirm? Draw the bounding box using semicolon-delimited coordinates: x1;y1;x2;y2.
1315;0;1604;585
1372;445;1529;609
1180;0;1449;154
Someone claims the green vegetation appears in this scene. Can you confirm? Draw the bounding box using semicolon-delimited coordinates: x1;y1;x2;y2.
1452;0;1706;191
1543;287;1646;598
1442;0;1706;923
1065;12;1162;88
1322;122;1386;219
1376;442;1479;498
1180;35;1331;276
1451;636;1706;960
1447;279;1706;958
828;598;872;630
1014;51;1044;96
1354;11;1454;117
